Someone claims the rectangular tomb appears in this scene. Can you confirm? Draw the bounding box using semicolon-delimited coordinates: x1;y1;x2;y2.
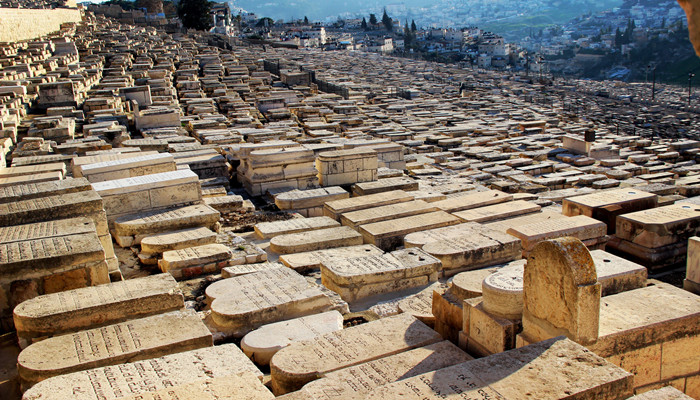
13;273;184;349
359;211;462;251
323;190;413;221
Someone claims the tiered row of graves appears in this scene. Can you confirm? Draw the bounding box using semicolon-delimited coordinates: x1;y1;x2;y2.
0;11;698;400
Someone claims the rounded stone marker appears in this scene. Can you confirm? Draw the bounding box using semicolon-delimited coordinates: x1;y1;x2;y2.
481;263;524;320
241;311;343;366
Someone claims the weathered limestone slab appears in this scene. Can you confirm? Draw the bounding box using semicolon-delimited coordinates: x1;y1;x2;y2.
159;244;233;280
323;190;413;221
241;311;343;366
519;238;601;346
18;309;212;388
433;189;513;213
140;227;217;256
321;248;441;302
0;172;62;188
0;178;92;204
79;153;176;183
269;226;363;254
351;177;419;196
255;217;340;239
398;282;445;327
0;163;66;179
450;266;506;300
507;215;607;254
563;188;658;234
340;200;439;229
420;224;521;275
590;250;647;296
483;210;568;234
462;296;523;357
270;313;442;395
0;231;110;332
116;374;274;400
71;151;159;177
112;204;220;247
221;262;286;278
13;274;183;349
453;200;541;223
616;204;700;248
291;341;472;400
0;190;106;235
359;211;462;251
275;187;348;210
278;244;384;272
203;195;244;213
206;267;332;337
22;344;262;400
92;170;202;221
365;337;633;399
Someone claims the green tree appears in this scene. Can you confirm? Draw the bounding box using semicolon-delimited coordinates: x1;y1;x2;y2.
304;16;309;24
382;8;393;32
136;0;163;13
369;13;377;26
411;19;417;32
256;17;274;27
361;17;367;30
177;0;212;30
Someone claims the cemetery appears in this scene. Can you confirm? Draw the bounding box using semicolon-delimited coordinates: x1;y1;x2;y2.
0;5;697;400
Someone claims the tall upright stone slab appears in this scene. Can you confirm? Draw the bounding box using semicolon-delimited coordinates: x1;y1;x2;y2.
685;236;700;294
518;237;601;346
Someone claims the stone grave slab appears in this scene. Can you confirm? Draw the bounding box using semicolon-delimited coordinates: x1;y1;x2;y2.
420;224;521;276
22;343;262;400
112;204;220;247
278;244;384;273
290;341;472;400
563;188;658;234
115;374;275;400
519;238;601;346
432;189;513;213
270;313;442;395
449;265;506;300
351;177;419;196
323;190;413;221
159;244;233;280
453;200;541;223
506;215;607;255
206;267;332;337
616;203;700;248
269;226;363;254
275;187;348;210
71;152;159;177
241;311;343;366
79;153;176;183
0;172;63;188
340;200;439;229
0;178;92;204
203;195;244;213
0;163;66;179
321;248;441;302
139;227;217;264
397;282;445;327
92;170;202;221
685;236;700;295
18;309;212;389
13;273;183;349
359;211;462;251
589;250;647;296
365;337;633;399
221;262;287;278
0;231;110;332
627;387;694;400
482;210;568;234
254;217;340;239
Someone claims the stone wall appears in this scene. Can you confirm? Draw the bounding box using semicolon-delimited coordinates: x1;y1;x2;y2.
0;8;81;43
